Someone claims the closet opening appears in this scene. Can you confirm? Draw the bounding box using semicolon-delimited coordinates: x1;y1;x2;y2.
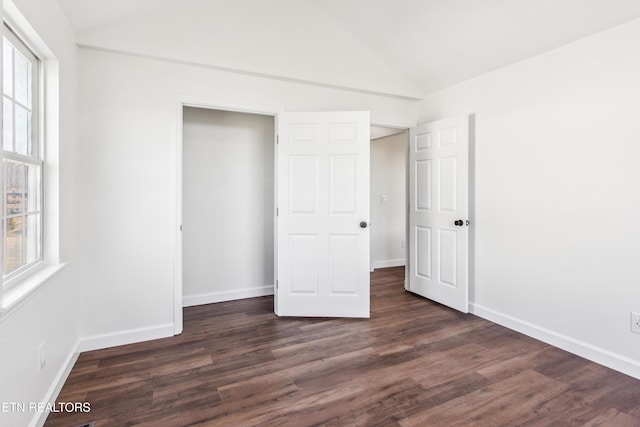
182;107;276;308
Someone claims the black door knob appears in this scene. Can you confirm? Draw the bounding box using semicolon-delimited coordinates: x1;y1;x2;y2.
359;221;368;229
454;219;464;226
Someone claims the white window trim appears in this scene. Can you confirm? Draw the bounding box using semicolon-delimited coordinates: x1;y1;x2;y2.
1;262;66;316
0;2;65;319
2;26;44;284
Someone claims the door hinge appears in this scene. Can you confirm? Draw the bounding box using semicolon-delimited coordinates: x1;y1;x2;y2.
276;207;279;216
180;224;183;231
276;134;279;144
276;280;278;289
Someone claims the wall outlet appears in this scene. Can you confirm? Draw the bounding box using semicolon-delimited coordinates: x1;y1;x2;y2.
631;312;640;334
38;341;46;372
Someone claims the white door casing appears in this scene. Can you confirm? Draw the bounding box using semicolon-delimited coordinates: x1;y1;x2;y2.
408;116;469;312
276;111;370;317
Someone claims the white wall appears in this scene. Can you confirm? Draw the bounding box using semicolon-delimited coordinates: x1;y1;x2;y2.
419;18;640;378
76;47;417;349
370;132;407;270
182;108;274;305
75;0;421;100
0;0;78;426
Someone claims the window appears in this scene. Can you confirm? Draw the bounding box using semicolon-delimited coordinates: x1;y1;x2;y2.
2;25;42;283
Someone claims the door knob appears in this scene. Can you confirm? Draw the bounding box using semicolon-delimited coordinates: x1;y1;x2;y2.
454;219;464;226
359;221;368;229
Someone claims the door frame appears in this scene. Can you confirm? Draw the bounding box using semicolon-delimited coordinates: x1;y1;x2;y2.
369;124;410;287
371;119;474;303
174;98;282;334
173;99;417;333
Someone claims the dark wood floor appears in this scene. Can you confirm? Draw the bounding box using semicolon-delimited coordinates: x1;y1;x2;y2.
46;267;640;426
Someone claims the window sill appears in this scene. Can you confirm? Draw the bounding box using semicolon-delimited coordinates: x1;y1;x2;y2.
0;262;67;320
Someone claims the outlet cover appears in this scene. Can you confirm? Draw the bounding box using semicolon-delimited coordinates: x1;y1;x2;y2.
631;312;640;334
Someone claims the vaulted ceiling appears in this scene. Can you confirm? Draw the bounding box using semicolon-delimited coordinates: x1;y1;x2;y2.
58;0;640;97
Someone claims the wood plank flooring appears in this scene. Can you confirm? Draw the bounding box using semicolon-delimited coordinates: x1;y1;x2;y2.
46;267;640;426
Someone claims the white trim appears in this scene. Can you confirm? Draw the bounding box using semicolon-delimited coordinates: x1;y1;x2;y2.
370;121;416;131
1;0;63;315
173;102;183;335
470;303;640;380
175;98;282;335
3;1;55;59
78;323;175;353
180;97;283;117
0;262;66;320
30;341;79;427
183;285;274;307
174;103;415;322
2;21;44;283
371;259;406;270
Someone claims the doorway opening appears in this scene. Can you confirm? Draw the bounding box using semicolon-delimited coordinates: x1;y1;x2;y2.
176;103;413;329
369;127;409;273
181;107;276;309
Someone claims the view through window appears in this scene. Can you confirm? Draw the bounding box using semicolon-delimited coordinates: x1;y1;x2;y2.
2;26;42;281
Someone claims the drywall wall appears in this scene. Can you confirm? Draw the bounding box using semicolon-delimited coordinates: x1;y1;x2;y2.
370;132;407;270
76;47;417;348
182;108;274;305
74;0;421;99
0;0;78;426
419;18;640;378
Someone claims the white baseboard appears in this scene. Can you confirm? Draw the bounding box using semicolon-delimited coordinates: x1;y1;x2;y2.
371;259;406;270
470;303;640;380
78;323;175;353
183;285;274;307
32;341;79;427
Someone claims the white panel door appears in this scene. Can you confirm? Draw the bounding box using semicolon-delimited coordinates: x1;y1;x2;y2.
408;116;469;312
276;111;370;317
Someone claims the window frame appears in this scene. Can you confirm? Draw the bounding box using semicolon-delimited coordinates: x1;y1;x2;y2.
1;23;44;288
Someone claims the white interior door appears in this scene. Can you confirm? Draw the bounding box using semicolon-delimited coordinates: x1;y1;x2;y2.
408;116;469;312
276;111;370;317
